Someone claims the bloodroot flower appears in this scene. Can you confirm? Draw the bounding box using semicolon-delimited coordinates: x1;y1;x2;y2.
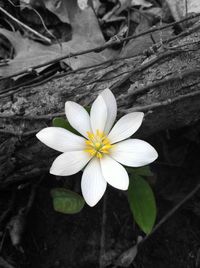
36;89;158;206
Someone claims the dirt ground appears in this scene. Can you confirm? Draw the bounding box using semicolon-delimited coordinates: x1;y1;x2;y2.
1;121;200;268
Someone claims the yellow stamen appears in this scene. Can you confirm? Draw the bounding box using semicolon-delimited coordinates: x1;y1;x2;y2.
96;152;102;158
101;145;111;150
100;149;109;154
95;142;101;148
87;131;95;141
85;140;93;146
84;148;96;156
84;130;112;158
102;138;110;145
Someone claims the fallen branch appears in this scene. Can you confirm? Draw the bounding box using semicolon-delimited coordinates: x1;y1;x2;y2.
1;19;200;187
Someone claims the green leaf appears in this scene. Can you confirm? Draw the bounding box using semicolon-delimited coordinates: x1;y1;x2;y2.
52;117;80;135
84;106;91;113
126;166;153;177
52;117;69;129
51;188;85;214
128;174;156;234
134;166;153;177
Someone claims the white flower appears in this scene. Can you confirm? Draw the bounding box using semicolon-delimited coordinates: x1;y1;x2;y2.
36;89;158;207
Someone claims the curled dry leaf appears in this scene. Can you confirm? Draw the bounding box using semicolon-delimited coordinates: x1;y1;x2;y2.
27;0;70;23
41;0;70;24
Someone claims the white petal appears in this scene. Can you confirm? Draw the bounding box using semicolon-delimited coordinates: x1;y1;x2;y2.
108;112;144;144
81;158;107;207
110;139;158;167
100;155;129;190
36;127;86;152
100;88;117;134
65;101;92;138
50;151;92;176
90;95;107;133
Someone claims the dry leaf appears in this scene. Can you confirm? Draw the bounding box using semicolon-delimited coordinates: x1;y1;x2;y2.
131;0;152;7
144;7;163;19
0;29;60;77
78;0;88;10
0;28;108;77
1;0;121;77
118;0;132;12
0;0;114;76
117;0;152;15
166;0;200;21
21;0;31;4
114;236;143;267
42;0;70;24
120;15;153;57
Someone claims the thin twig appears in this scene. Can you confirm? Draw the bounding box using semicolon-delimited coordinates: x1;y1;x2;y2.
0;112;65;120
1;69;199;122
0;129;39;136
143;182;200;243
2;21;199;96
1;13;200;81
1;38;196;97
101;3;120;21
165;20;200;44
99;194;107;268
0;257;15;268
185;0;188;18
7;0;59;43
0;168;47;189
1;83;199;126
0;54;139;96
0;66;61;95
124;89;200;113
0;231;9;255
0;7;51;45
121;8;131;51
116;181;200;265
111;49;183;90
0;190;16;229
0;49;183;99
23;176;44;214
128;68;200;97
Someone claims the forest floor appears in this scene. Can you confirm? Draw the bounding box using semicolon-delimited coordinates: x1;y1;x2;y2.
1;0;200;267
2;121;200;268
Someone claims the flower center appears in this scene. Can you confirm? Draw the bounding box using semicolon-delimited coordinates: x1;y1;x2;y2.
84;130;112;158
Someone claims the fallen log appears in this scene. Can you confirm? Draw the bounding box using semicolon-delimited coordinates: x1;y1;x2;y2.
1;20;200;187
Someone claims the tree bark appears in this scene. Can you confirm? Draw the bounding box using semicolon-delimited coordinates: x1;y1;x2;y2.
1;22;200;187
